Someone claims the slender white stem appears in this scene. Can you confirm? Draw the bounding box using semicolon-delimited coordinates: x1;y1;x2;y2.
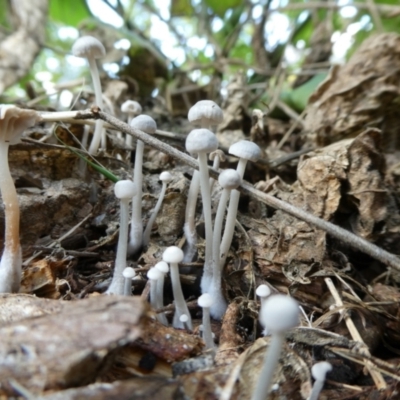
129;140;144;255
252;334;284;400
209;153;221;193
198;153;214;293
155;274;168;325
309;379;324;400
106;198;130;295
126;115;134;146
87;57;105;155
149;278;158;310
0;143;21;293
209;188;229;319
202;307;214;350
142;182;167;247
183;170;200;262
170;263;192;329
219;158;247;268
123;277;132;296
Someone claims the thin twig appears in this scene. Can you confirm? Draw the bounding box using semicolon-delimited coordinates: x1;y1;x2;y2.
41;108;400;273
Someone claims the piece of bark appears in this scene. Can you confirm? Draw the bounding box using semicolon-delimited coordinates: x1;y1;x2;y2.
38;377;185;400
0;295;147;396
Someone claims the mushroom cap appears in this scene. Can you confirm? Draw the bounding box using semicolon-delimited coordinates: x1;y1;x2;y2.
210;149;226;162
218;169;242;190
147;267;162;281
186;128;218;155
259;294;299;333
188;100;223;126
114;180;136;199
179;314;189;323
256;284;271;298
122;267;136;279
159;171;173;183
154;261;169;274
72;36;106;59
311;361;332;381
229;140;261;162
0;105;40;144
121;100;142;115
162;246;184;264
130;114;157;134
198;293;213;308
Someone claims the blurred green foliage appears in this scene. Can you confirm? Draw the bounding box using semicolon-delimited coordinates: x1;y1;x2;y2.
1;0;399;116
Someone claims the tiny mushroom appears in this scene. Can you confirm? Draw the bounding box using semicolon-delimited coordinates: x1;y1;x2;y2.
209;169;242;320
198;293;215;350
72;36;106;154
142;171;173;248
188;100;223;130
309;361;332;400
106;180;137;295
128;115;157;256
154;261;169;326
183;100;223;262
122;266;136;296
252;295;299;400
209;149;226;193
121;100;142;147
219;140;261;268
186;128;218;293
0;105;41;293
147;267;163;313
162;246;192;329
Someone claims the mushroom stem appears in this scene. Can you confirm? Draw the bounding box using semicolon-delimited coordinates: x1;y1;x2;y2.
106;197;130;295
87;58;105;155
142;172;172;248
251;333;284;400
170;262;192;329
183;170;200;262
198;152;214;293
209;188;229;319
129;139;144;255
0;142;21;293
219;158;248;268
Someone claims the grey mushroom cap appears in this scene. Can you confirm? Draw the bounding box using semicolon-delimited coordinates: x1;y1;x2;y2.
229;140;261;162
186;128;218;154
72;36;106;59
130;114;157;134
218;169;242;190
121;100;142;115
188;100;223;126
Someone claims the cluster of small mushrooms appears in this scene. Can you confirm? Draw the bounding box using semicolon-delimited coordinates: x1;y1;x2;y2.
0;35;333;399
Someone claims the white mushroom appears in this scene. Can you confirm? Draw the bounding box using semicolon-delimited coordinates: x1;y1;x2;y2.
147;267;162;313
0;105;40;293
162;246;192;329
72;36;106;154
220;140;261;268
186;128;218;293
142;171;173;248
122;266;136;296
121;100;142;147
309;361;332;400
209;169;241;320
106;180;136;295
252;295;299;400
128;115;157;256
154;260;169;325
198;293;215;350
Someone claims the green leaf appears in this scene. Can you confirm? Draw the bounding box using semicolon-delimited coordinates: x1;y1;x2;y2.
49;0;91;26
170;0;193;17
204;0;243;17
